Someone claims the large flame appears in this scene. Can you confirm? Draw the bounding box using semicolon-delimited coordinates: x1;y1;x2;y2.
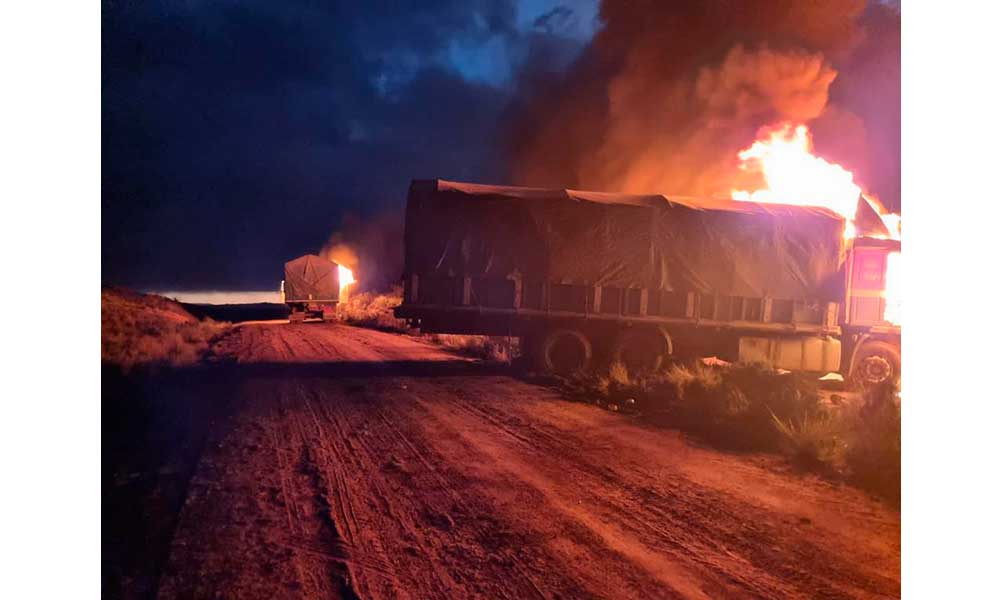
731;123;899;240
338;264;355;287
338;264;355;302
732;122;901;325
732;124;861;221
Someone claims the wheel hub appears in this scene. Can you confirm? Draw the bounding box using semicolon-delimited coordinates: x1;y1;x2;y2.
859;355;892;384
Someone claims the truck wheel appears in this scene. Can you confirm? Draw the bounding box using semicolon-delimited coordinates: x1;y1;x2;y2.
289;311;304;324
538;329;592;376
611;328;669;377
851;341;901;388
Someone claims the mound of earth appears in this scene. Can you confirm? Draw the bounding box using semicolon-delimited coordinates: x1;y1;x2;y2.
102;287;228;369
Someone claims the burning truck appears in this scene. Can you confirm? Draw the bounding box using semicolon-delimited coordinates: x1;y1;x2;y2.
394;177;900;386
281;254;354;323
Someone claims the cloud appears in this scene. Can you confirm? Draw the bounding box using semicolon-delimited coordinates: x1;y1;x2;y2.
102;0;596;289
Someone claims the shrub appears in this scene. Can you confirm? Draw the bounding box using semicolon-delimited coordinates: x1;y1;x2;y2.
426;334;517;363
771;409;848;470
655;362;820;450
664;361;722;393
844;383;901;504
337;286;408;331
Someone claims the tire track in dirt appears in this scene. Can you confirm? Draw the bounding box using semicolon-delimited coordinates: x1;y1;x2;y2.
402;376;899;599
160;322;900;599
338;378;682;599
297;378;574;599
158;379;357;599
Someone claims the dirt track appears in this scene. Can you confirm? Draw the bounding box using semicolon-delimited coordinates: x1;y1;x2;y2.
156;322;900;599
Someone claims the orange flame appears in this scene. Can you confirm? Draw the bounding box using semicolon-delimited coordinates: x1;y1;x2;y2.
732;122;901;326
338;264;355;287
731;123;900;240
338;265;355;302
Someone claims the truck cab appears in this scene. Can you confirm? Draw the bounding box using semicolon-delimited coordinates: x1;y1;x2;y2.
841;237;901;386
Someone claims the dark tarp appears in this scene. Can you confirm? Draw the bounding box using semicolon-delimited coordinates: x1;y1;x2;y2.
283;254;340;302
404;180;846;301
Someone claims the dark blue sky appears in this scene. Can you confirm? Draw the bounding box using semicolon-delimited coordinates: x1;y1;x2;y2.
102;0;599;290
103;1;899;293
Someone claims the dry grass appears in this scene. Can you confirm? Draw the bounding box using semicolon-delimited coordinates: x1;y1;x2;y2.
426;334;516;362
843;384;901;503
772;383;900;502
337;285;409;331
339;287;514;362
563;359;899;504
608;361;631;387
771;410;847;470
102;288;229;370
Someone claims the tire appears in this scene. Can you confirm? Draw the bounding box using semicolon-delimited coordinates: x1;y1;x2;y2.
537;329;592;376
611;328;670;377
851;340;901;388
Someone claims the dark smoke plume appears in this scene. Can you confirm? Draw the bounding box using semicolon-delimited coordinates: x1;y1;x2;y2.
507;0;900;211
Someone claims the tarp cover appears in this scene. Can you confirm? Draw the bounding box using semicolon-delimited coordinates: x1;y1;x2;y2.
404;180;846;300
284;254;340;302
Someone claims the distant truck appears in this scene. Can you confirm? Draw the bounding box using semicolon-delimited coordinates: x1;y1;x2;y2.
394;179;901;386
281;254;341;323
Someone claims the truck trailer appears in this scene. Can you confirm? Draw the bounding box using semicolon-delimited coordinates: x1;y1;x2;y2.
281;254;341;323
393;179;901;385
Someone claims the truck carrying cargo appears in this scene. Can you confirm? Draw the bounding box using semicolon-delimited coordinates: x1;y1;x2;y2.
282;254;341;323
395;179;900;385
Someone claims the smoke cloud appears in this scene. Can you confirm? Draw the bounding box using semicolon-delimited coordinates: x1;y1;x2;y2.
320;212;405;292
508;0;900;210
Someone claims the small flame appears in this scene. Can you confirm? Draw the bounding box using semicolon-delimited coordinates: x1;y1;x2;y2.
731;123;900;241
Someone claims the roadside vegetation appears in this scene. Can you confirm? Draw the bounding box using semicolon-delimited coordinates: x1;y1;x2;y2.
102;287;229;370
337;285;410;331
338;286;514;362
563;361;900;505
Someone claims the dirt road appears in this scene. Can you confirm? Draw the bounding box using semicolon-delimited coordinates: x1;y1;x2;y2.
156;322;900;599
